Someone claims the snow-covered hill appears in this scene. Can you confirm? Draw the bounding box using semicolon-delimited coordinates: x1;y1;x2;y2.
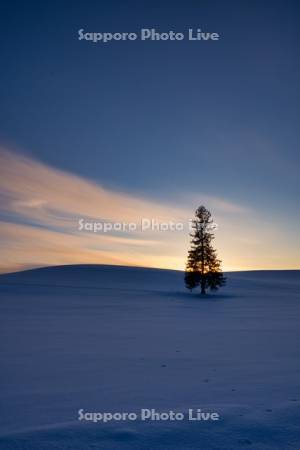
0;265;299;449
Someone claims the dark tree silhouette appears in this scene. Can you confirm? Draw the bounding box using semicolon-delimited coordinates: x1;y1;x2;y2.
185;206;226;294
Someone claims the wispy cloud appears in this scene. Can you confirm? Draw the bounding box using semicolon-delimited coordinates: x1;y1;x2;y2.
0;148;191;272
0;149;188;227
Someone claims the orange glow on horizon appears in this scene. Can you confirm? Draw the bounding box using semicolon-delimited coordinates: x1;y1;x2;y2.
0;148;299;275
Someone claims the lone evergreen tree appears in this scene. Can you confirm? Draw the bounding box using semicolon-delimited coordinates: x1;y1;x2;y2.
185;206;226;294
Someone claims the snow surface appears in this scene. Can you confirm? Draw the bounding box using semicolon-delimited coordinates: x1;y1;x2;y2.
0;265;299;449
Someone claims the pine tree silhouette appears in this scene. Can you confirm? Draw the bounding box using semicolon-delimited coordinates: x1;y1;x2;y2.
185;206;226;294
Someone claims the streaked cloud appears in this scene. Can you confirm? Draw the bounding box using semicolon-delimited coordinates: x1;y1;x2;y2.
0;148;188;227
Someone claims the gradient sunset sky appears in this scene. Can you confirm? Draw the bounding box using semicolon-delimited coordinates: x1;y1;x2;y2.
0;0;299;273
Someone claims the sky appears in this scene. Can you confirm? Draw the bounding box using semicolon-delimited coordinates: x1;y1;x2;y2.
0;0;299;273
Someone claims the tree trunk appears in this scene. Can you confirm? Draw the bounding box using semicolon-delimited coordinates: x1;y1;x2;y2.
201;280;206;295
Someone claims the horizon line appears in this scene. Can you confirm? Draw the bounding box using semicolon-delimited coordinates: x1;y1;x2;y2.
1;263;300;277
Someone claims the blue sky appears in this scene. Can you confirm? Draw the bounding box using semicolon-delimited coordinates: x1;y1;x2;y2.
0;0;299;272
